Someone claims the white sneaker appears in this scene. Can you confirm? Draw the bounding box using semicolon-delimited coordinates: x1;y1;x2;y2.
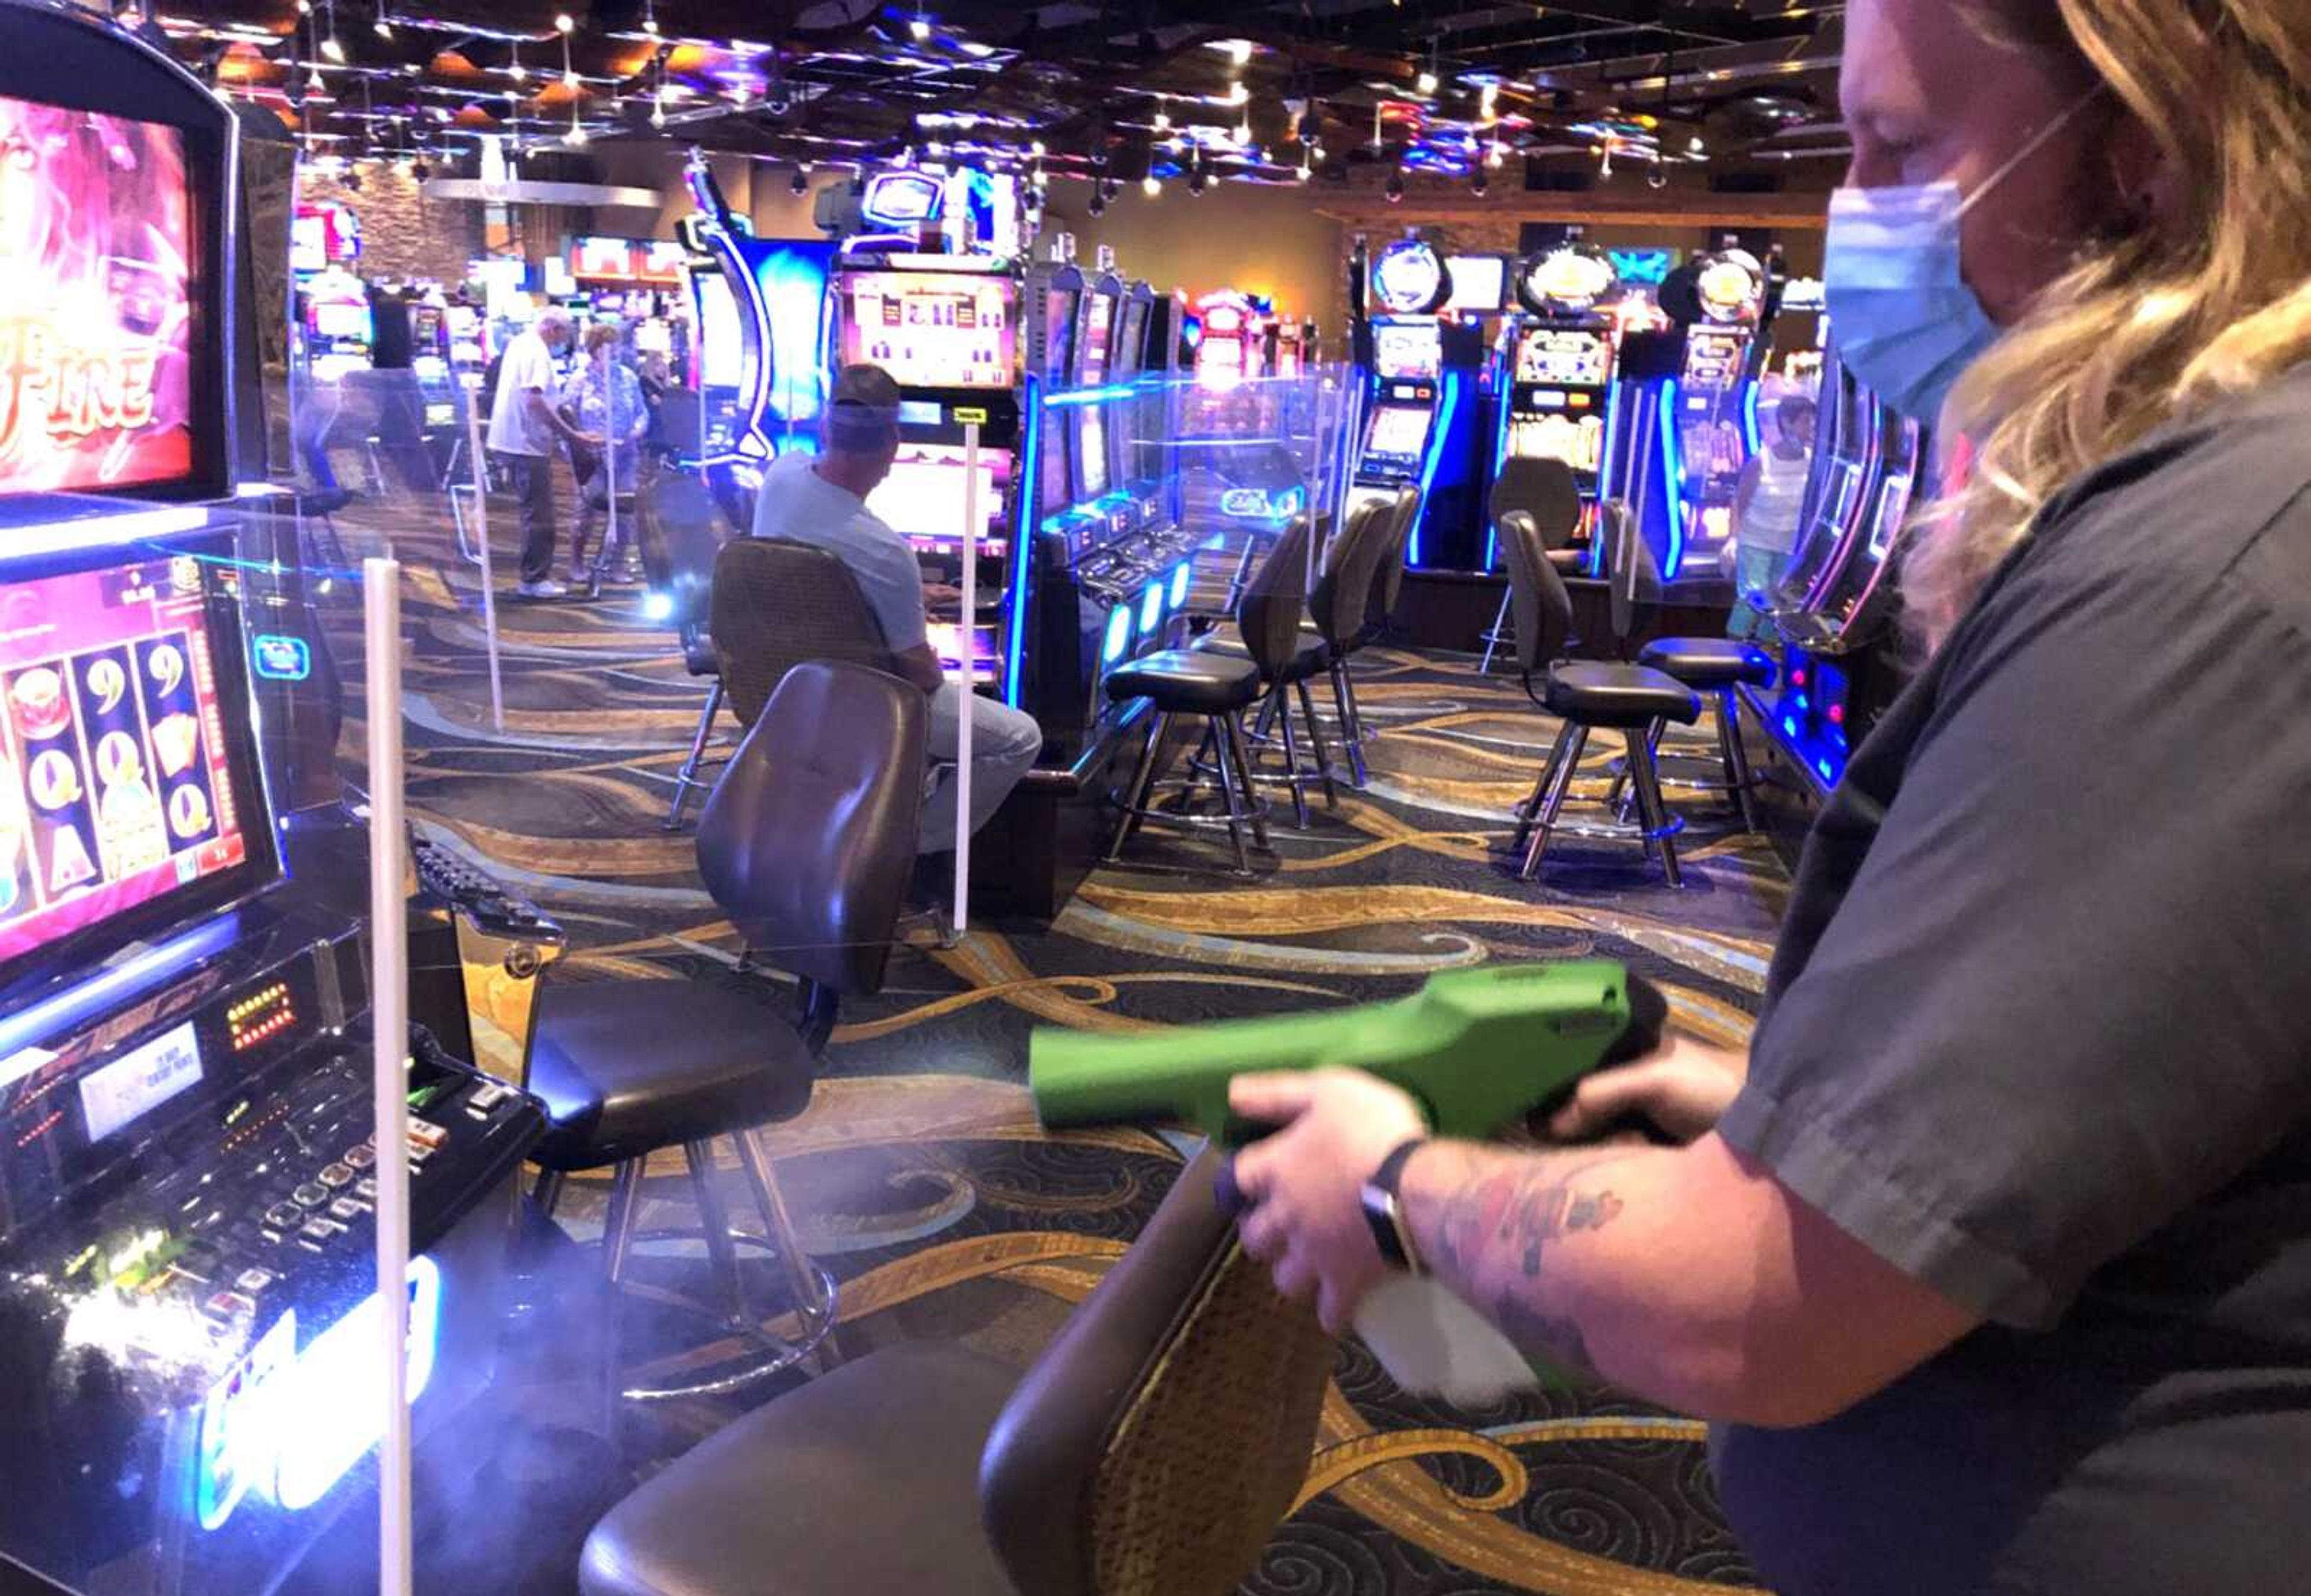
516;579;569;599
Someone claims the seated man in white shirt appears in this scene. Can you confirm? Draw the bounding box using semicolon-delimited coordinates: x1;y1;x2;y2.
752;364;1044;855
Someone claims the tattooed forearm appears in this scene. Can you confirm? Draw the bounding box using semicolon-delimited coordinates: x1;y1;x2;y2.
1409;1146;1642;1370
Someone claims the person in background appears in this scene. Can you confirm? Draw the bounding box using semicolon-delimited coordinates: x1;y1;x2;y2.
752;363;1044;857
1223;2;2311;1594
486;309;598;601
560;321;649;585
1725;394;1816;642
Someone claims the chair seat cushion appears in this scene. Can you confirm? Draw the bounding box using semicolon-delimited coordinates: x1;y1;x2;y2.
1104;648;1263;713
1544;663;1703;729
1193;627;1332;684
1544;548;1586;574
1637;637;1776;689
580;1343;1020;1596
529;979;815;1170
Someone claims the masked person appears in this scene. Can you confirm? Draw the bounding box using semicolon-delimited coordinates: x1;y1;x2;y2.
1221;5;2311;1594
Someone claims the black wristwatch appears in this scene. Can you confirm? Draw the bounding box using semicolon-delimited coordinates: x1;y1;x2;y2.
1360;1138;1429;1276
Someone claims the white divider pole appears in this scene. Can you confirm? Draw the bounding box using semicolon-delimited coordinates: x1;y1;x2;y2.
363;558;414;1596
462;383;506;732
953;422;979;935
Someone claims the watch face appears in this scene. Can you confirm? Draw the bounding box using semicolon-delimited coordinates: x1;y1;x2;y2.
1361;1182;1418;1272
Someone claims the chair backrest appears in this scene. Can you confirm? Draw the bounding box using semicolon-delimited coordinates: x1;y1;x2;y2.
693;660;926;1000
1233;513;1316;678
710;537;909;728
636;469;727;636
980;1143;1335;1596
1500;509;1577;675
655;388;703;459
1367;485;1422;633
1488;456;1583;550
1601;499;1662;653
1308;498;1393;649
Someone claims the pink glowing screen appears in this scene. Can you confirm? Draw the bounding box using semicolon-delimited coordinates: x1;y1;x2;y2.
0;96;195;495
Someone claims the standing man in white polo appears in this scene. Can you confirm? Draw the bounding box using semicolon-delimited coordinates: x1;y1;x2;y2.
487;308;599;599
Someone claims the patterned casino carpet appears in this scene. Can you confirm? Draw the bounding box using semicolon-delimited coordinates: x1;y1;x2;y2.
311;477;1786;1596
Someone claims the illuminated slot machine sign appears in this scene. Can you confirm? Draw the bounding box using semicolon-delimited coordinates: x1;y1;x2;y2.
0;101;201;496
1504;243;1620;480
839;270;1016;393
0;557;251;971
1194;294;1252;391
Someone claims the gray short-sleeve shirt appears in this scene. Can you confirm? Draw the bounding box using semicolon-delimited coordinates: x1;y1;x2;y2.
749;451;927;654
1712;364;2311;1596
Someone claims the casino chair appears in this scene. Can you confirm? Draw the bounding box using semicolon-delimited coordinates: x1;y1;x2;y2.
637;472;735;829
1498;509;1701;888
1595;507;1775;835
528;660;928;1400
1295;495;1397;788
1187;512;1343;829
1479;457;1588;675
1101;527;1298;876
710;536;914;732
576;1143;1334;1596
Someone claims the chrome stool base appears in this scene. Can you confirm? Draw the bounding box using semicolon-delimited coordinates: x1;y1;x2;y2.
1511;723;1688;888
1106;707;1271;876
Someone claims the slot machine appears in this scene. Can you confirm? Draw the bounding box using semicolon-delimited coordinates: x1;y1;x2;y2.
1664;242;1769;580
1734;348;1931;857
301;265;373;384
0;8;549;1592
1489;241;1624;572
1347;236;1484;571
831;249;1020;687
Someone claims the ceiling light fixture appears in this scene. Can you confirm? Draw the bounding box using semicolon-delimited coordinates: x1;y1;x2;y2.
1142;172;1160;197
1152;109;1169;132
507;39;525;82
790;165;809;195
1227;79;1247;107
1224;39;1252;67
372;3;390;39
642;0;657;33
319;1;344;63
909;7;930;42
1385;167;1405;202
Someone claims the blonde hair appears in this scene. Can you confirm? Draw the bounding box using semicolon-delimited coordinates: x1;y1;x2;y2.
1904;1;2311;648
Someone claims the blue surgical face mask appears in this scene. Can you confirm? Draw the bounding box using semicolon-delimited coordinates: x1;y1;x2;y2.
1825;94;2099;422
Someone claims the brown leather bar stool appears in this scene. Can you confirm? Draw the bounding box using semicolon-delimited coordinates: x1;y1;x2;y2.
528;660;926;1400
1311;484;1419;782
1498;510;1702;887
577;1144;1334;1596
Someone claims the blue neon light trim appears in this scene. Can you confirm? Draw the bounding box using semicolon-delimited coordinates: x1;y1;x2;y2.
707;227;778;463
1139;581;1164;636
1589;374;1623;577
1741;381;1763;459
1045;383;1139;407
1004;372;1042;708
1101;606;1132;664
1169;563;1190;607
1412;368;1465;568
1486;344;1515;571
250;635;312;681
0;916;241;1066
1659;377;1687;581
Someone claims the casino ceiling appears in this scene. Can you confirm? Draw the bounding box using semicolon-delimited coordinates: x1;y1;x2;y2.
128;0;1850;189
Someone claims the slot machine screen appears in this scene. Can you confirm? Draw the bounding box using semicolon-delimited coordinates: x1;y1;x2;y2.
1078;410;1110;501
0;96;198;495
839;271;1018;390
1080;293;1116;384
1373;323;1441;381
1116;298;1149;377
1363;405;1432;466
0;542;276;991
1515;329;1612;387
1042;289;1078;385
312;303;368;341
1509;413;1605;473
696;273;742;388
867;443;1012;553
1441;256;1506;317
